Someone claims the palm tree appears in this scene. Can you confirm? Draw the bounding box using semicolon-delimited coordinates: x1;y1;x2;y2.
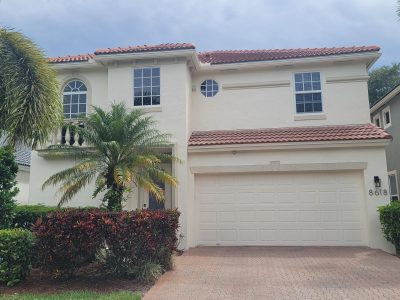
0;28;62;148
42;103;178;211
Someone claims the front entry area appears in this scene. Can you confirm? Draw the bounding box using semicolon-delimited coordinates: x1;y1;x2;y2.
195;171;366;246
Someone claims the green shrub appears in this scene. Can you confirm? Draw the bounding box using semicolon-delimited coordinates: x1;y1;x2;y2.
33;209;105;278
379;201;400;255
133;261;162;283
12;205;100;229
33;209;180;280
101;209;180;277
0;228;35;286
0;147;19;229
12;205;60;229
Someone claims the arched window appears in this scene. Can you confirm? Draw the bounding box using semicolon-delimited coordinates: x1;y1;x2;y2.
63;80;87;119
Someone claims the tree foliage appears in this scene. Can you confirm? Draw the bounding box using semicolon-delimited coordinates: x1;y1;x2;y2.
0;147;19;229
0;28;62;148
398;0;400;19
368;63;400;106
42;103;179;210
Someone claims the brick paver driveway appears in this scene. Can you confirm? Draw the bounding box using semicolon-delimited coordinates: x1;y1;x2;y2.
144;246;400;300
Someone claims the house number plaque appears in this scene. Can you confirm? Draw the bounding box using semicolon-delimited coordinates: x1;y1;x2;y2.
369;188;388;196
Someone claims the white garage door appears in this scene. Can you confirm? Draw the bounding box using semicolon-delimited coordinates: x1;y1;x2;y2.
196;171;366;246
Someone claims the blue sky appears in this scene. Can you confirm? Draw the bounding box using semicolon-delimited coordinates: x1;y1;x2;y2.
0;0;399;68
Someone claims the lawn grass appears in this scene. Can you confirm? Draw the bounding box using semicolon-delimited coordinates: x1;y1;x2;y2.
0;290;141;300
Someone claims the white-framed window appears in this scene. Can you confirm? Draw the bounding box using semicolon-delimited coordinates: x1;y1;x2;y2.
200;79;219;97
63;80;87;119
382;106;391;129
388;171;399;201
372;114;381;128
133;67;160;106
294;72;322;114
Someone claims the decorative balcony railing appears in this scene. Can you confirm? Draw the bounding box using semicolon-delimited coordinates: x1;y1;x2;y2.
60;123;85;146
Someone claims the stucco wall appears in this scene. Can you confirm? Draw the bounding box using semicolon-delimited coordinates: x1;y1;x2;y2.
191;62;370;131
371;93;400;175
15;168;30;204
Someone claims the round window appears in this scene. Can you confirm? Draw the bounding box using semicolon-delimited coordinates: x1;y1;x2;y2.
200;79;219;97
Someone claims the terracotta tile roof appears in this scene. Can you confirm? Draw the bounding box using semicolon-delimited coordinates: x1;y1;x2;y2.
47;44;379;64
48;54;94;63
197;46;380;65
94;42;195;55
188;124;391;147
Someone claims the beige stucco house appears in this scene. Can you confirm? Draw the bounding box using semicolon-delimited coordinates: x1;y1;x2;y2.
27;43;393;252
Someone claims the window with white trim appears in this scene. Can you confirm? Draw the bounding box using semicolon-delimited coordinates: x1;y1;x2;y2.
133;67;160;106
388;171;399;201
63;80;87;119
373;114;381;128
294;72;322;113
382;106;391;128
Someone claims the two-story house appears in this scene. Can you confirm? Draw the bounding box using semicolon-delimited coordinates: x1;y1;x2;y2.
27;43;392;252
371;83;400;202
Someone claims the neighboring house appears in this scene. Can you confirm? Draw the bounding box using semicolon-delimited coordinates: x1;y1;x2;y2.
26;43;392;252
0;137;31;204
370;83;400;202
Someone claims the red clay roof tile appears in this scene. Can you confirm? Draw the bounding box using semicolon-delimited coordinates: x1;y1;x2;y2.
48;54;94;63
47;44;380;64
197;46;380;64
94;42;195;55
188;124;390;146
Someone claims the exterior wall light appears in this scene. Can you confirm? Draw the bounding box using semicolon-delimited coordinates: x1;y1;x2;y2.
374;176;381;188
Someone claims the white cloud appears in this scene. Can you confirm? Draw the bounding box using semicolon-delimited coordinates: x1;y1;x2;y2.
0;0;399;67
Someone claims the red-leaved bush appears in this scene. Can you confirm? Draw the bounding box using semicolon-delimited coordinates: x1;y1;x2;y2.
33;209;180;278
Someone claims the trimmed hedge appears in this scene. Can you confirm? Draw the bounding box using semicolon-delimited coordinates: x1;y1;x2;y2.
0;147;19;229
0;228;35;286
33;209;180;279
12;205;60;229
379;201;400;256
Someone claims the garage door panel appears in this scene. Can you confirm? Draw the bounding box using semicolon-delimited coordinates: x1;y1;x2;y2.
343;229;363;242
238;230;257;241
300;230;319;241
220;230;236;241
219;211;236;222
298;191;319;204
199;211;217;223
278;230;298;241
277;192;297;203
277;211;299;222
238;192;276;204
196;172;366;246
319;191;339;203
199;230;217;241
299;210;320;222
259;230;278;241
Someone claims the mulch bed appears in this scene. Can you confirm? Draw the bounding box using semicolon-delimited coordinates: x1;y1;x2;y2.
0;268;151;296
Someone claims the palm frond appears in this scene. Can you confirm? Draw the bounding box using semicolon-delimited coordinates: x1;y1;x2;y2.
42;159;99;189
0;28;62;148
43;102;179;208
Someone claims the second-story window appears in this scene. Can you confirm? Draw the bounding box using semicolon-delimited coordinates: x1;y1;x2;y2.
294;72;322;114
63;80;87;119
383;106;391;129
134;67;160;106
